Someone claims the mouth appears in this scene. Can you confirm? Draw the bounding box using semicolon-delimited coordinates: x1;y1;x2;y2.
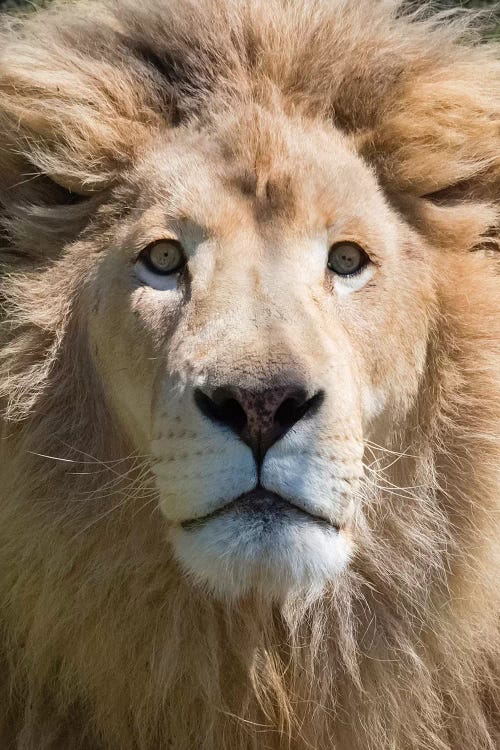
181;487;340;531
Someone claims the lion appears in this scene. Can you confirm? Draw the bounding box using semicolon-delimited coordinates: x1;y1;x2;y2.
0;0;499;747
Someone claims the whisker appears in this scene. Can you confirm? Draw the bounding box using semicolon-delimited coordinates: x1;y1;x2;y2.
364;440;419;460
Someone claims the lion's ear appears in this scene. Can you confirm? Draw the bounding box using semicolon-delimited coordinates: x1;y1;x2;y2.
358;55;500;258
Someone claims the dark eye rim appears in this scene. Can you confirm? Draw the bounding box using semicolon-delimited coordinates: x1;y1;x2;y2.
327;241;370;277
138;239;186;276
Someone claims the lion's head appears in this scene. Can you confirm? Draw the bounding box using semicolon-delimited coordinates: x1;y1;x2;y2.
0;1;499;748
86;106;436;601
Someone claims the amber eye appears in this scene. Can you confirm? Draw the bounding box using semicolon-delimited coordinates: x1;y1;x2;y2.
327;242;368;276
139;240;185;275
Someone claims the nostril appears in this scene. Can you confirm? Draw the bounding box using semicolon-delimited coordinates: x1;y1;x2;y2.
302;390;325;419
215;397;247;434
274;396;304;431
274;390;324;433
194;387;247;434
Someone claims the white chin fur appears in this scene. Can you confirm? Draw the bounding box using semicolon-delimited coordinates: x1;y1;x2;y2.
169;505;351;602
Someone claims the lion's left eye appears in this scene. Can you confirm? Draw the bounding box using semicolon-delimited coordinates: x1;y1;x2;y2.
139;240;186;275
327;242;368;276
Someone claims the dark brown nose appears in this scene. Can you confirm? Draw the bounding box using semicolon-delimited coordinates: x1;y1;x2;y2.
194;385;323;464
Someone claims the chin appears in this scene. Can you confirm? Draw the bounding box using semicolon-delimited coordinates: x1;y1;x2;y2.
168;492;352;603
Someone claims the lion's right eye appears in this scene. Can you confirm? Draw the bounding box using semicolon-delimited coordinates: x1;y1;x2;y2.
138;240;186;276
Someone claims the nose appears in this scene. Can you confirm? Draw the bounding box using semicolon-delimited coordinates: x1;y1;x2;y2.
194;384;323;464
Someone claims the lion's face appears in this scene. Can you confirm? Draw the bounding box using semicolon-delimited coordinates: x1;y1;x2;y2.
88;108;433;600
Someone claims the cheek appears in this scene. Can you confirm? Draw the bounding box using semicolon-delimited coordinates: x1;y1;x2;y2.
88;286;163;449
352;285;432;424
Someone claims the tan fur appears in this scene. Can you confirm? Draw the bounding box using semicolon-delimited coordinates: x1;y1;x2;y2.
0;1;499;748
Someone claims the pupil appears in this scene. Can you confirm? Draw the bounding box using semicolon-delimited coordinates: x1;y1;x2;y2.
156;248;174;267
328;243;365;275
342;251;356;268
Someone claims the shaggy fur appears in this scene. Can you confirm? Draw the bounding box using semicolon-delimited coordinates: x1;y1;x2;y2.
0;1;499;748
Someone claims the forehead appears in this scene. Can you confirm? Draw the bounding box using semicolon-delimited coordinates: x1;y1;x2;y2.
133;110;387;238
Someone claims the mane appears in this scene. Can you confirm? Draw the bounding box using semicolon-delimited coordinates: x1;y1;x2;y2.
0;1;499;748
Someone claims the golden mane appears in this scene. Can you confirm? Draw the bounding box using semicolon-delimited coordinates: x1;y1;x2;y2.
0;1;499;748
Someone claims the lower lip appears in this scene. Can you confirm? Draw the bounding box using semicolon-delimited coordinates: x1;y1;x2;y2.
181;488;338;531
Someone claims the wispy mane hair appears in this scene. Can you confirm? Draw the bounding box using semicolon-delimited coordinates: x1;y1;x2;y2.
0;1;499;748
